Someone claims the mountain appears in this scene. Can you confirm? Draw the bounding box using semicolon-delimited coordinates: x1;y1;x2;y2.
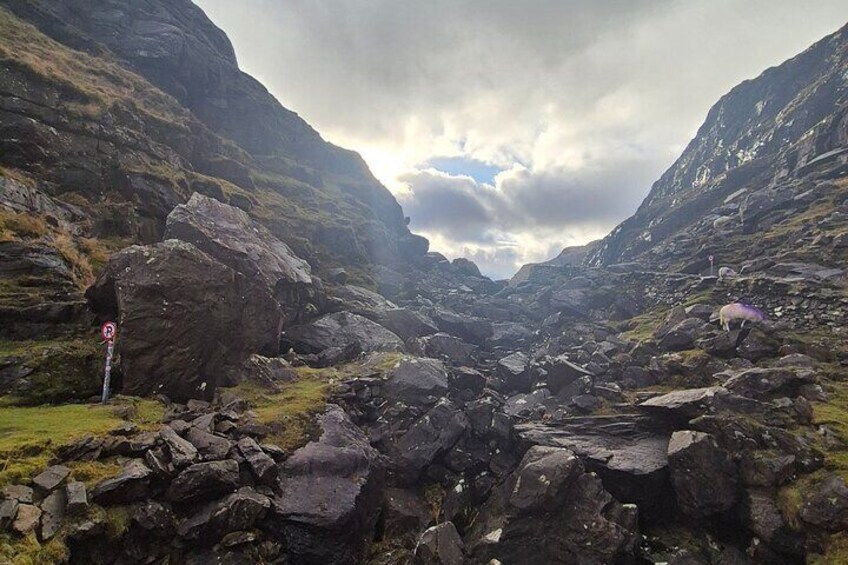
0;0;425;277
2;5;848;565
585;22;848;272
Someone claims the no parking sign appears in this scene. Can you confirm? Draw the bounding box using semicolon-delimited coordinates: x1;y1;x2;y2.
100;321;117;404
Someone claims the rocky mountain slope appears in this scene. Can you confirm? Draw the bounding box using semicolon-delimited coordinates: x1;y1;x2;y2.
2;3;848;565
586;22;848;274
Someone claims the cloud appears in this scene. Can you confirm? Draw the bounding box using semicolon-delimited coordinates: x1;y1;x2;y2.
195;0;847;277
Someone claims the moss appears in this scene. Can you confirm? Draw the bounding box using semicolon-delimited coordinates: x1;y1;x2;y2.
109;396;166;430
102;505;133;540
229;375;331;452
809;533;848;565
620;308;667;342
0;339;102;406
0;532;69;565
66;459;123;488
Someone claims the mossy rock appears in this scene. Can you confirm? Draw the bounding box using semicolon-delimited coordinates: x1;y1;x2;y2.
1;339;102;405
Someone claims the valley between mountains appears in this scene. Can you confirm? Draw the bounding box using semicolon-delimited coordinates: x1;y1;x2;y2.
1;2;848;564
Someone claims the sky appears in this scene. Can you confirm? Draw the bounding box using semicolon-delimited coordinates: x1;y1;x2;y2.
196;0;846;279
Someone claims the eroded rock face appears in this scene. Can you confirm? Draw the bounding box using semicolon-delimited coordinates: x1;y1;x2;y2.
272;405;384;565
87;240;282;401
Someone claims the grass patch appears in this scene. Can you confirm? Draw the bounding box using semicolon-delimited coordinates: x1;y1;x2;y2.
620;308;666;342
0;531;69;565
230;374;331;452
66;459;123;489
0;210;49;241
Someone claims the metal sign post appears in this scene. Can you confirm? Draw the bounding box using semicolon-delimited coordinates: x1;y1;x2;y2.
100;321;117;404
708;254;715;276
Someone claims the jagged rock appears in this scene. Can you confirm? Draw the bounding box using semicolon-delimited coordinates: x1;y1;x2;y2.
621;365;656;388
449;366;486;396
87;240;283;401
237;437;277;484
133;501;175;532
736;328;780;362
3;484;33;503
639;387;730;422
378;308;439;341
411;333;476;366
39;488;67;540
430;308;493;345
160;426;199;468
718;367;816;398
0;499;19;531
332;285;397;320
384;357;449;406
272;405;384;565
540;355;594;394
391;400;468;482
739;453;795;487
487;322;533;348
165;193;314;322
504;389;554;419
742;489;804;558
11;504;41;535
800;474;848;531
467;446;639;564
234;354;298;387
659;318;705;351
166;460;241;503
412;522;465;565
186;427;233;461
32;465;70;495
178;487;271;541
667;431;738;518
284;311;405;355
383;488;432;540
495;352;532;393
91;460;153;505
65;481;88;515
517;415;672;520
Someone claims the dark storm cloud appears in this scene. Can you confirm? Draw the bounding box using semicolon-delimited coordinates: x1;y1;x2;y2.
195;0;847;276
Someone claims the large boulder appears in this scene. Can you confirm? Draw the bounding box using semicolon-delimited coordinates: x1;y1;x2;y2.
86;240;282;401
467;446;639;564
271;405;384;565
667;431;738;519
390;400;468;482
378;308;439;342
283;311;405;355
411;333;476;366
430;308;493;345
165;193;314;323
383;357;449;406
412;522;465;565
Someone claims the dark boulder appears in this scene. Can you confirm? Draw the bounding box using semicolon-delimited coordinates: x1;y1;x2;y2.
495;352;532;393
800;474;848;532
390;400;468;482
430;308;493;345
272;405;384;565
378;308;439;342
667;431;738;519
540;355;594;394
165;193;314;323
91;460;153;505
467;446;639;564
86;240;283;401
166;460;241;503
178;487;271;542
383;357;449;406
412;521;465;565
411;333;476;366
283;311;405;355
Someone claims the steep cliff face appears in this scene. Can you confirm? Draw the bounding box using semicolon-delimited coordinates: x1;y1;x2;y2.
587;22;848;270
0;0;421;275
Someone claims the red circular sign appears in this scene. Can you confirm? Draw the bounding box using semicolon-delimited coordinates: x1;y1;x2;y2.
708;255;714;262
101;321;118;342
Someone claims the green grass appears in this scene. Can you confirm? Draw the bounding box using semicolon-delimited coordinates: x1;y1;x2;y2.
0;532;69;565
229;375;331;452
0;394;164;487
